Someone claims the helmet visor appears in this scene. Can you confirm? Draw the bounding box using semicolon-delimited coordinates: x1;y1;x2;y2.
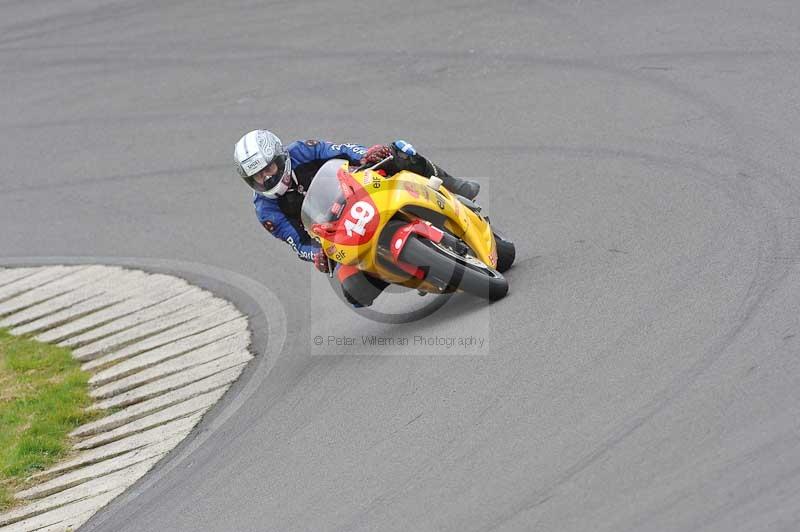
242;153;288;193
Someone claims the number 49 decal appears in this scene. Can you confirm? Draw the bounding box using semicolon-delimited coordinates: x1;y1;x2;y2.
344;201;376;237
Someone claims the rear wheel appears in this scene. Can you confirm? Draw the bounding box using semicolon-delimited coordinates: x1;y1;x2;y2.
493;232;516;273
399;235;509;301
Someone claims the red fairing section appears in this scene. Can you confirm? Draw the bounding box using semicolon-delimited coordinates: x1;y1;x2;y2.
310;168;380;245
332;168;380;246
336;264;360;282
389;221;445;279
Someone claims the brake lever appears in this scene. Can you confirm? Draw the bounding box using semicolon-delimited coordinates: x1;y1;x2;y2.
352;155;394;173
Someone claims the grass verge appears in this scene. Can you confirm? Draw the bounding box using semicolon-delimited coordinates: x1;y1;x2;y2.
0;329;101;512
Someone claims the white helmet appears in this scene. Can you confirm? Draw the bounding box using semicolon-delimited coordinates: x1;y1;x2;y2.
233;129;293;198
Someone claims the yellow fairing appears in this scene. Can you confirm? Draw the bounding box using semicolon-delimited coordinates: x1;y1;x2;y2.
314;167;497;286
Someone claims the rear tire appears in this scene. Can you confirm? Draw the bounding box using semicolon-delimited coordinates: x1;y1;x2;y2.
399;235;509;301
494;233;516;273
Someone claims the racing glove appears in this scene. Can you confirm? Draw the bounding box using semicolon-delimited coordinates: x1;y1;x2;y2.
360;144;392;165
313;250;330;274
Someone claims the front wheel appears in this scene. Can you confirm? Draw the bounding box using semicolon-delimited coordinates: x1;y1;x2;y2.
399;235;509;301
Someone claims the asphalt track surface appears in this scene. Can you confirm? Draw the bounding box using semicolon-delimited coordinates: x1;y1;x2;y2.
2;1;800;531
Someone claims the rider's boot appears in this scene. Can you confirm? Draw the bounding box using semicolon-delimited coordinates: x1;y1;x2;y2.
393;147;481;200
440;175;480;200
427;161;480;200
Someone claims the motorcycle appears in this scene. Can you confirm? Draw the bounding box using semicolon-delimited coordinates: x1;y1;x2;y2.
300;157;515;301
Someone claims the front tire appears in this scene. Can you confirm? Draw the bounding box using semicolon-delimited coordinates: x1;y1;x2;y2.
399;235;509;301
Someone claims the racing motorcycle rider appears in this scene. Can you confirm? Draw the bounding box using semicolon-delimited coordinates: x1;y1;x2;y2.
233;129;480;307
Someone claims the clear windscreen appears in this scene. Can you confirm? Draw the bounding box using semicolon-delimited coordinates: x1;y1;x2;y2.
300;159;350;232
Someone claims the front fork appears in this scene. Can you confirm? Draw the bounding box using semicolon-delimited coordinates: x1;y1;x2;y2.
387;220;470;279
